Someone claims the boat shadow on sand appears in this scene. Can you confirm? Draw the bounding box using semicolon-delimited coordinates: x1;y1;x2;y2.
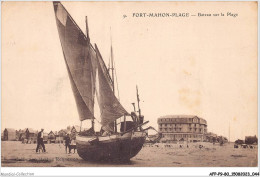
77;158;137;166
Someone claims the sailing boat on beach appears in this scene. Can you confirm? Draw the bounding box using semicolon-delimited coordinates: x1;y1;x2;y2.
53;1;149;161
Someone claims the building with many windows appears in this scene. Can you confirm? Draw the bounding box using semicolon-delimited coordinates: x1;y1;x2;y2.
158;115;207;142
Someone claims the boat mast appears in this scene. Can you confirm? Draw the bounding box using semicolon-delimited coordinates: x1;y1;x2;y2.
136;85;141;118
85;16;90;42
111;46;115;93
110;29;117;133
85;16;94;131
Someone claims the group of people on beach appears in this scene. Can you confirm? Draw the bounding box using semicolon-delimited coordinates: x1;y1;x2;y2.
64;133;77;154
35;129;76;154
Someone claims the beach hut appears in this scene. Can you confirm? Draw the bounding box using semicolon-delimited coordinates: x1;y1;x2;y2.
56;129;67;143
54;131;61;143
16;129;21;140
16;130;20;141
42;132;48;143
25;128;38;143
48;131;55;139
16;129;26;141
19;128;27;143
48;131;56;143
3;128;16;141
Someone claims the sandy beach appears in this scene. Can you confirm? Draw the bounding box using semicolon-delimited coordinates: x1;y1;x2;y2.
1;141;257;167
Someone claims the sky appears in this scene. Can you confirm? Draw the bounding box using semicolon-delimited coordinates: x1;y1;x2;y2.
2;1;257;141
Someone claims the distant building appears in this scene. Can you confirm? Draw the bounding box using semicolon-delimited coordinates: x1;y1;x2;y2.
19;128;27;141
58;129;67;137
158;115;207;143
55;129;67;143
16;129;24;141
25;128;38;143
67;125;81;140
48;131;55;140
3;128;16;141
205;132;217;142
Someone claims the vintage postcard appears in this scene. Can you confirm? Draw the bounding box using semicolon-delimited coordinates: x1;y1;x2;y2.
1;1;258;176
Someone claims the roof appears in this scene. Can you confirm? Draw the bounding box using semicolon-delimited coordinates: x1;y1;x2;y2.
49;131;55;135
27;128;37;134
158;115;207;125
4;128;16;133
67;125;81;132
159;115;198;119
54;131;58;135
59;129;68;133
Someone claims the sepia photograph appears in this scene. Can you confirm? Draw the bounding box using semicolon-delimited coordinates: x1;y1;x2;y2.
1;0;258;174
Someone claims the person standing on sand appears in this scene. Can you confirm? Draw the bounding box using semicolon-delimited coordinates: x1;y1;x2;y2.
64;133;71;153
36;128;46;153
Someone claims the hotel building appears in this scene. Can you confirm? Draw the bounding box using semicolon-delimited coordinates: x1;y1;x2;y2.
158;115;207;142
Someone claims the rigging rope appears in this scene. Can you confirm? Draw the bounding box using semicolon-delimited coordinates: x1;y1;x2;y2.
142;126;162;143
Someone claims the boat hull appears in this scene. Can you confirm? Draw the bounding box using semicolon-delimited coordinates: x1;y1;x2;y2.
76;131;146;162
